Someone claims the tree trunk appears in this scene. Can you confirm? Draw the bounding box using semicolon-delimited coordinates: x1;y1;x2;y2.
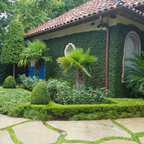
76;68;84;89
13;64;15;78
34;63;39;77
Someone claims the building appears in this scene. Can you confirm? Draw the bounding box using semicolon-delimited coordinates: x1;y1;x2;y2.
25;0;144;97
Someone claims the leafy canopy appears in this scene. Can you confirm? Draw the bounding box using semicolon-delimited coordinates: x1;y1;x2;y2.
57;48;97;77
18;40;51;67
0;20;25;64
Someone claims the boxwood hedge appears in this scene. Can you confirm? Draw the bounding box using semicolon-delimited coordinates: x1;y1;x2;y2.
20;98;144;120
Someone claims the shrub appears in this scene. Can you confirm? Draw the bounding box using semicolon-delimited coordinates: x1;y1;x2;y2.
20;98;144;120
45;79;59;100
18;74;44;91
46;79;109;105
3;76;16;88
31;82;50;105
125;52;144;97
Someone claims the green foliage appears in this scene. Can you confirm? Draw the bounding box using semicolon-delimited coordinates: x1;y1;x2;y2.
14;0;65;32
21;98;144;120
31;82;50;105
18;40;51;67
46;79;59;99
57;48;97;77
45;24;144;97
3;76;16;88
0;0;13;46
0;20;25;64
18;74;44;91
125;52;144;96
0;88;30;117
62;0;89;12
46;79;108;104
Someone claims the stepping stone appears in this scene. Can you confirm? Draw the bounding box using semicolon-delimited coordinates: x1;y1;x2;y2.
0;131;14;144
47;120;131;141
139;137;144;144
116;118;144;133
0;114;28;129
13;121;60;144
101;140;138;144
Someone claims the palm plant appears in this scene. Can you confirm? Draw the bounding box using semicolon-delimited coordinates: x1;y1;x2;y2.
18;40;51;76
57;48;97;89
126;52;144;95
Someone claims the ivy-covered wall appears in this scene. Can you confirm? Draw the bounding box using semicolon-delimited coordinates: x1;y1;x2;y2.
44;24;144;97
109;24;144;98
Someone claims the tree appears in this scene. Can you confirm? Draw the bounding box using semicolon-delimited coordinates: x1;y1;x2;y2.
18;40;51;76
57;48;97;89
62;0;89;11
0;0;13;48
14;0;65;32
0;20;25;78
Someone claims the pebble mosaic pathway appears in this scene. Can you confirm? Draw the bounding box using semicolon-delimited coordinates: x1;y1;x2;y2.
0;114;144;144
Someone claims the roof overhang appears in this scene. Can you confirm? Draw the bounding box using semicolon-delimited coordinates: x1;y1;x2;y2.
25;6;144;39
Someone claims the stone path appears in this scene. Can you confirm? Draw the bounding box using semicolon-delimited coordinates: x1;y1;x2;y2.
0;114;144;144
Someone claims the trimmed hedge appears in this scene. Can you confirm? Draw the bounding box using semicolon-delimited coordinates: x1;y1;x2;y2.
31;82;50;105
3;76;16;88
20;98;144;120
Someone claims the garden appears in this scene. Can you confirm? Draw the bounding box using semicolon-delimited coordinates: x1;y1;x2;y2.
1;45;144;121
1;0;144;122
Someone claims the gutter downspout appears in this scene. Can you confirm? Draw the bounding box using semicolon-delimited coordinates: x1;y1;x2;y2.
105;25;110;93
97;15;110;97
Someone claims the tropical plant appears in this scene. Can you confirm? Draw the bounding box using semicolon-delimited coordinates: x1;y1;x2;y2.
0;20;25;78
18;40;51;76
57;48;97;89
126;52;144;96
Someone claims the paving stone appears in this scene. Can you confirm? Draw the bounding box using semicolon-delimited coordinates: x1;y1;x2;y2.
0;114;27;129
0;131;14;144
13;121;60;144
139;137;144;144
116;118;144;133
47;120;131;141
101;140;138;144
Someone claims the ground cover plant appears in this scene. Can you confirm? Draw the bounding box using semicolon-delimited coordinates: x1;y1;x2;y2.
0;88;30;117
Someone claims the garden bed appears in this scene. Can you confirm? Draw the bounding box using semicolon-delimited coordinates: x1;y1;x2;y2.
0;88;144;120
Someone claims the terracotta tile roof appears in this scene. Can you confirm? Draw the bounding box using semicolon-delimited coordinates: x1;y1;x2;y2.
25;0;144;38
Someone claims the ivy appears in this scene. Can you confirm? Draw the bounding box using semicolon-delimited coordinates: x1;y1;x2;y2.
44;24;144;97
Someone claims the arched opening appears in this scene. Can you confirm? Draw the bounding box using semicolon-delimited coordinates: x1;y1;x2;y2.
64;43;76;56
122;31;141;82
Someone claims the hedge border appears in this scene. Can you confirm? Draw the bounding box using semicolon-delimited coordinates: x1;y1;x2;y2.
20;98;144;120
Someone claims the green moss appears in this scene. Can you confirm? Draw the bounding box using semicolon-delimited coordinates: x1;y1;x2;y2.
3;76;16;88
31;82;50;105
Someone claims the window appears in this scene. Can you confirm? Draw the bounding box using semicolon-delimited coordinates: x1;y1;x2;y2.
64;43;76;56
122;31;141;82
